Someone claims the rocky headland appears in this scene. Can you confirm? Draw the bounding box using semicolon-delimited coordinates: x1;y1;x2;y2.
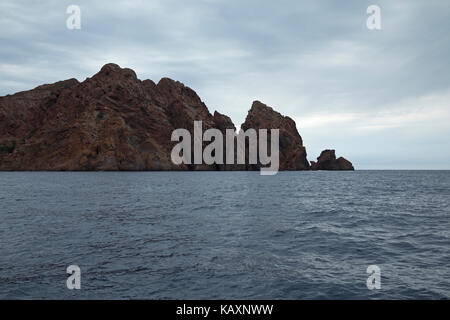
0;63;353;171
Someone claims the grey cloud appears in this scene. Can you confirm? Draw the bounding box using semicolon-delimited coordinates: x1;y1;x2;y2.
0;0;449;168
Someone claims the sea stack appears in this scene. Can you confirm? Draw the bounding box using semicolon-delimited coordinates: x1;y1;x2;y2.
310;149;354;170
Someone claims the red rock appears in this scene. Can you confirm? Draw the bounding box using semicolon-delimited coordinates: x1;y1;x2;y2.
310;149;354;170
241;101;310;170
0;63;352;171
336;157;354;170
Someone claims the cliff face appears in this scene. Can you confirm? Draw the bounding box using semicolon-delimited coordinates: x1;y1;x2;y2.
1;64;179;170
310;150;354;171
0;63;351;171
241;101;309;170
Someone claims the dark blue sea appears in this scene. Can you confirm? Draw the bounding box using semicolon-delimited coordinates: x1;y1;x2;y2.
0;171;449;299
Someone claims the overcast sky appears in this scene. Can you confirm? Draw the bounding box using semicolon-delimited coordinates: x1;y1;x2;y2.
1;0;449;169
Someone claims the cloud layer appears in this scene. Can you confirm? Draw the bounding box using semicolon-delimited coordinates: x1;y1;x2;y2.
1;0;449;168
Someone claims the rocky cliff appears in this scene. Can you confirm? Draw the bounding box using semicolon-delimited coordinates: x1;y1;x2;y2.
241;101;309;170
0;63;353;171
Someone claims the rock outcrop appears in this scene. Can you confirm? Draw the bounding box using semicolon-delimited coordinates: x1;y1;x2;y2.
310;149;354;170
0;63;352;171
241;101;309;170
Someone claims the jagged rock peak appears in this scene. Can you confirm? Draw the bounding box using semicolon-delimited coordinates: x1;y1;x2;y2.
0;63;354;171
242;100;309;170
249;100;279;116
94;63;138;80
